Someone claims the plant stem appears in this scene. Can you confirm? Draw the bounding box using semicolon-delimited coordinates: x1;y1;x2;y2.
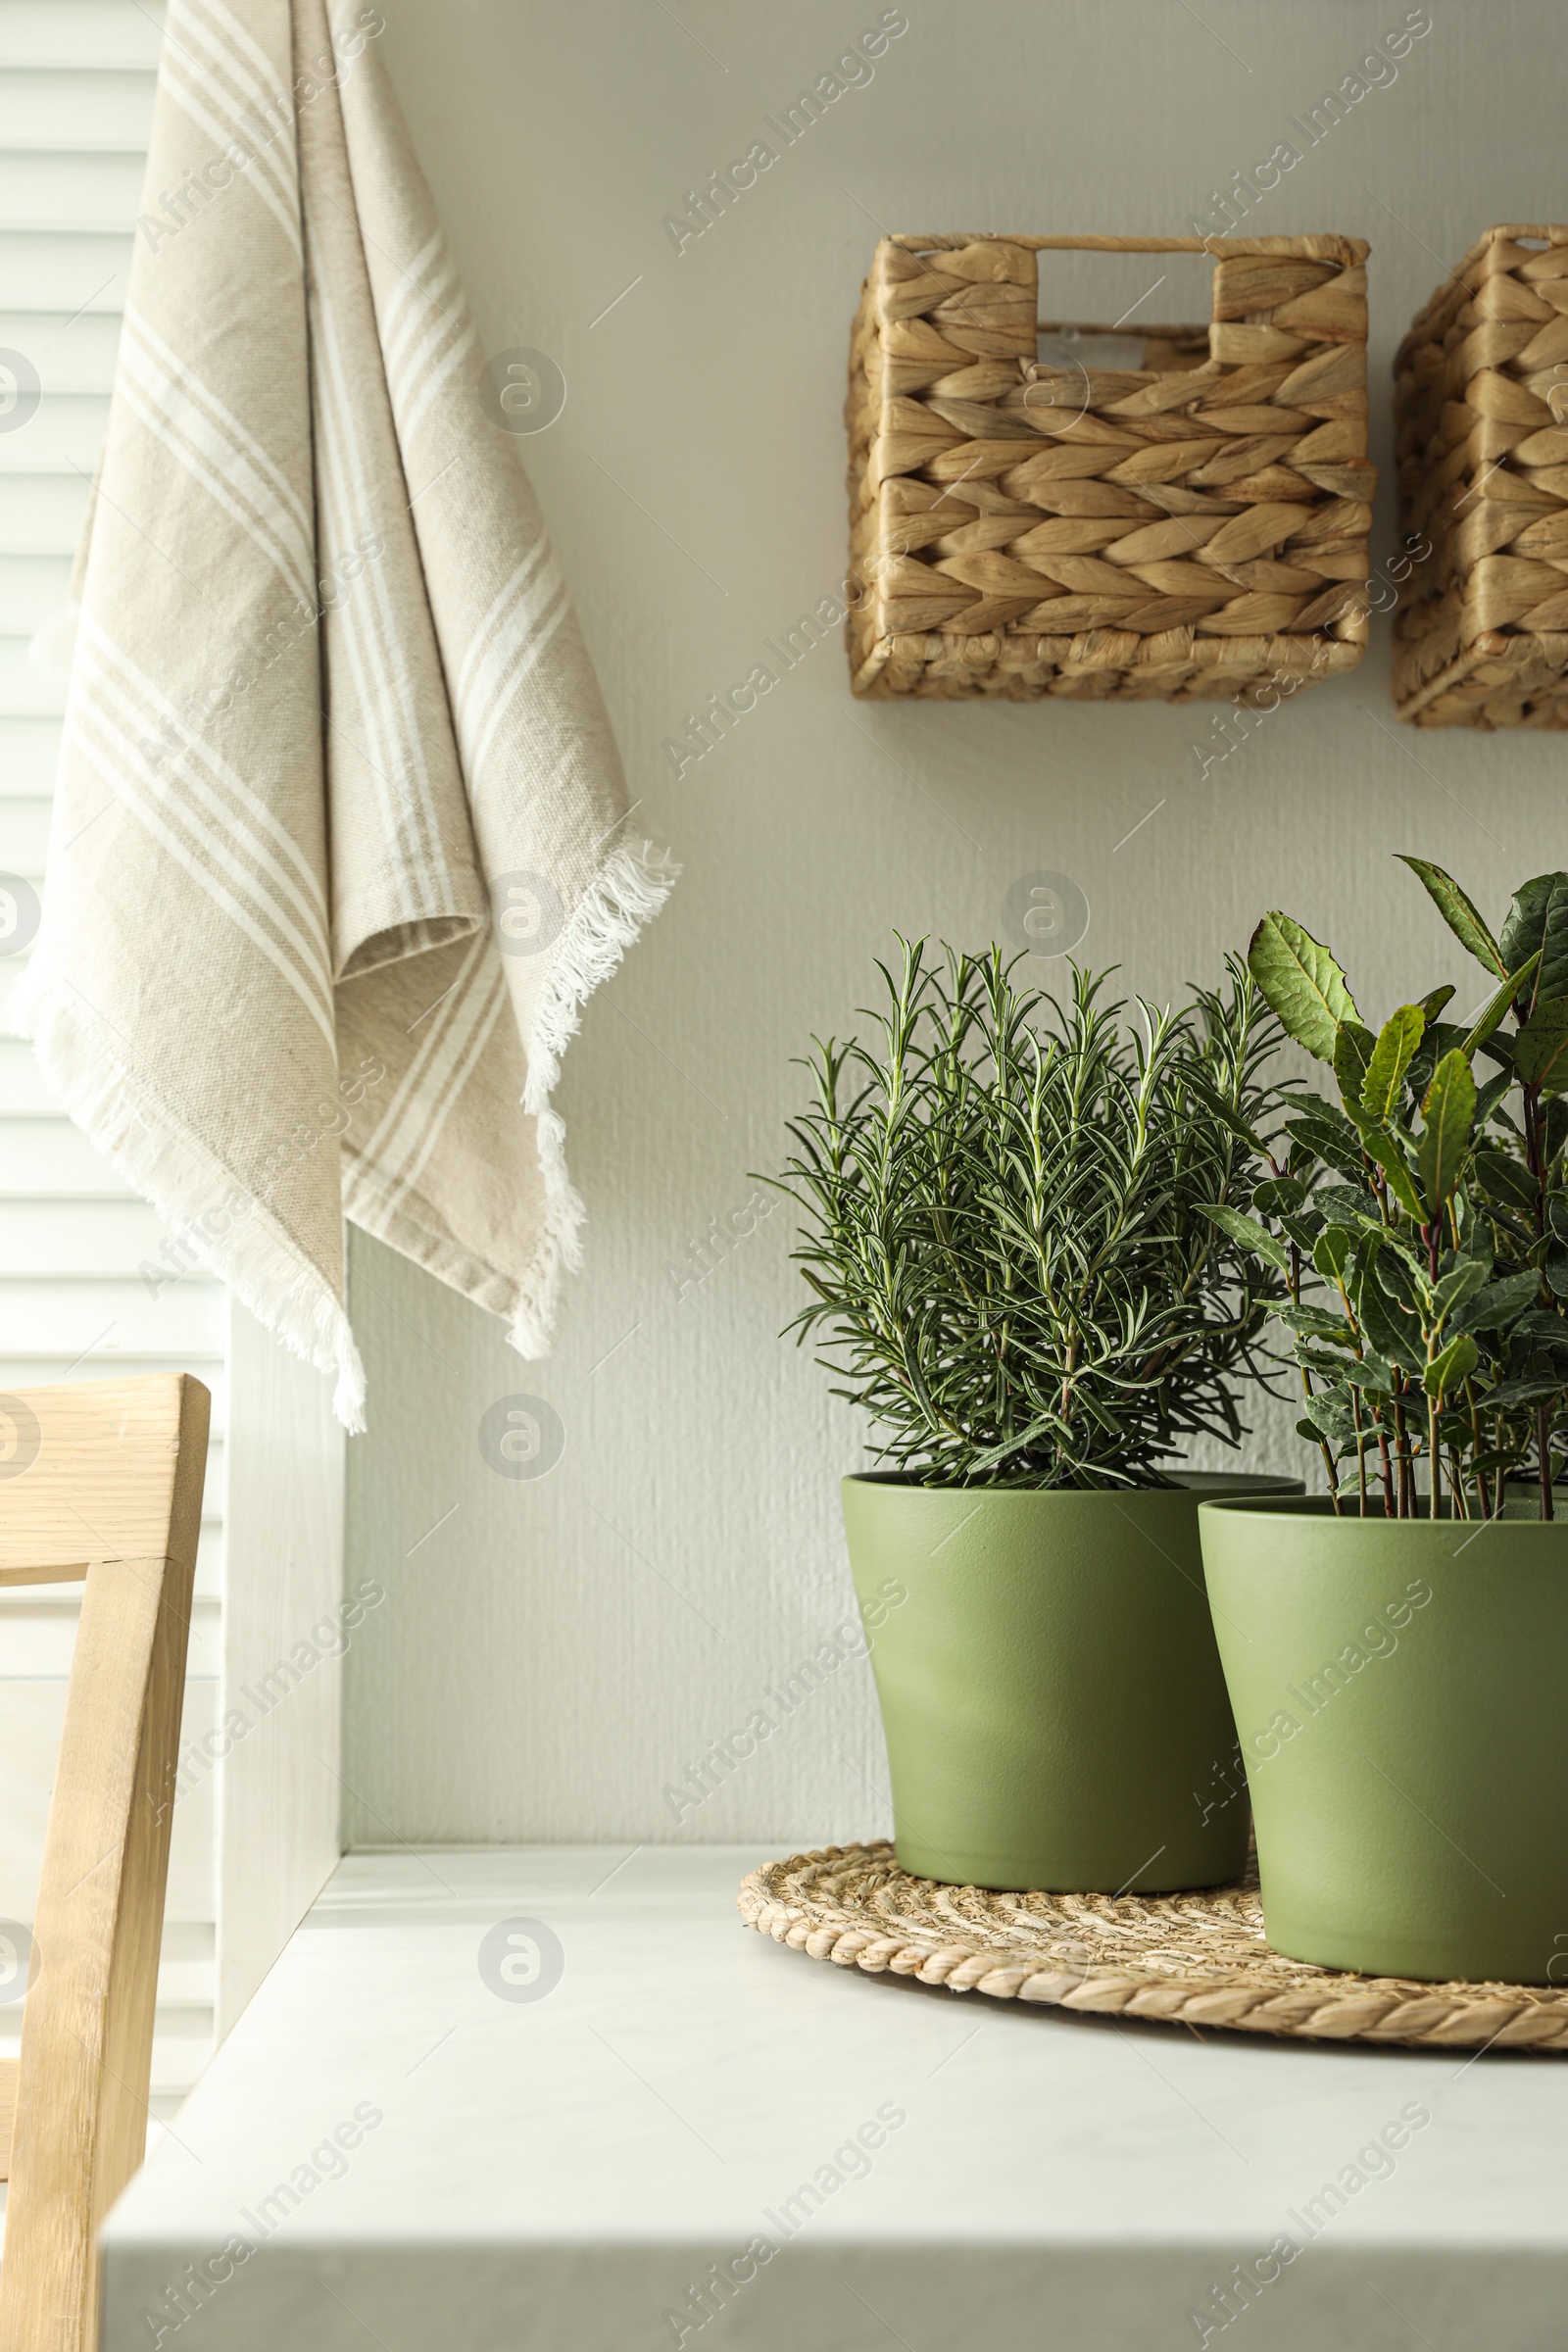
1391;1379;1414;1519
1443;1446;1467;1519
1376;1418;1395;1515
1539;1404;1554;1523
1524;1081;1555;1521
1289;1234;1340;1512
1421;1216;1443;1522
1463;1375;1490;1521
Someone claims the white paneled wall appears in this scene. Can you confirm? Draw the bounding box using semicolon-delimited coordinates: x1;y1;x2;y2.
344;0;1568;1846
0;0;222;2118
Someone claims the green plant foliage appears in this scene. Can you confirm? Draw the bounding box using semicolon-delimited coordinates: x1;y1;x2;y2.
769;941;1285;1489
1461;954;1539;1054
1231;858;1568;1520
1396;856;1506;977
1247;911;1359;1061
1499;871;1568;1004
1512;999;1568;1093
1417;1051;1476;1220
1361;1005;1425;1126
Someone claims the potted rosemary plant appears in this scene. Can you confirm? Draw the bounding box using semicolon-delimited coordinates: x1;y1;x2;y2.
772;939;1298;1896
1199;858;1568;1984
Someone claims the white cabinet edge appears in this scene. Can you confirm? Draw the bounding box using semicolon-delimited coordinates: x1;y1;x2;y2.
217;1298;346;2034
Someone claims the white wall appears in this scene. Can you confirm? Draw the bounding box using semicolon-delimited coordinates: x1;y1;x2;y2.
343;0;1568;1845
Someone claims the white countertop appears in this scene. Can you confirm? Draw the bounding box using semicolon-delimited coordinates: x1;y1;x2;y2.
101;1846;1568;2350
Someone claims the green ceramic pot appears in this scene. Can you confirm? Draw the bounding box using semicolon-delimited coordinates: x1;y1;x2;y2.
841;1471;1300;1894
1200;1496;1568;1984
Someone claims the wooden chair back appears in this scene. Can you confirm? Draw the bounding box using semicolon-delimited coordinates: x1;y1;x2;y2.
0;1374;210;2352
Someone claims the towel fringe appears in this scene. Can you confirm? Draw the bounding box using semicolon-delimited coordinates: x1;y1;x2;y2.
7;974;368;1431
7;837;675;1411
510;837;678;1359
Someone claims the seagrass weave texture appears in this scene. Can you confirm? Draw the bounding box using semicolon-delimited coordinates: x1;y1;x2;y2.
740;1844;1568;2050
847;233;1373;702
1394;224;1568;726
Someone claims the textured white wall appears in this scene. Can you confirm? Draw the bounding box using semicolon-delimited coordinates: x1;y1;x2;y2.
342;0;1568;1844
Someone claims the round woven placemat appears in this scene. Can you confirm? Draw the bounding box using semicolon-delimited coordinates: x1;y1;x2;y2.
739;1843;1568;2051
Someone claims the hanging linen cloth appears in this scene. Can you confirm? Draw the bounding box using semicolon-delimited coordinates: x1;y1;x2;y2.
13;0;673;1426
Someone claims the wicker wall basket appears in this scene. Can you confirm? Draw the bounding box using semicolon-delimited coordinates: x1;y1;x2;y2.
846;232;1373;703
1394;223;1568;727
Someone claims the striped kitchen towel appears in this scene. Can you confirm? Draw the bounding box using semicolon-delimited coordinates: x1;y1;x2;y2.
12;0;674;1427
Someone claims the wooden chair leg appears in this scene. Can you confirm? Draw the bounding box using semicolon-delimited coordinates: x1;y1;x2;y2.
0;1543;196;2352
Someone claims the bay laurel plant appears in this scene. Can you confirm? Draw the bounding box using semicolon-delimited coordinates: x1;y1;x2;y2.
769;939;1286;1489
1214;858;1568;1521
